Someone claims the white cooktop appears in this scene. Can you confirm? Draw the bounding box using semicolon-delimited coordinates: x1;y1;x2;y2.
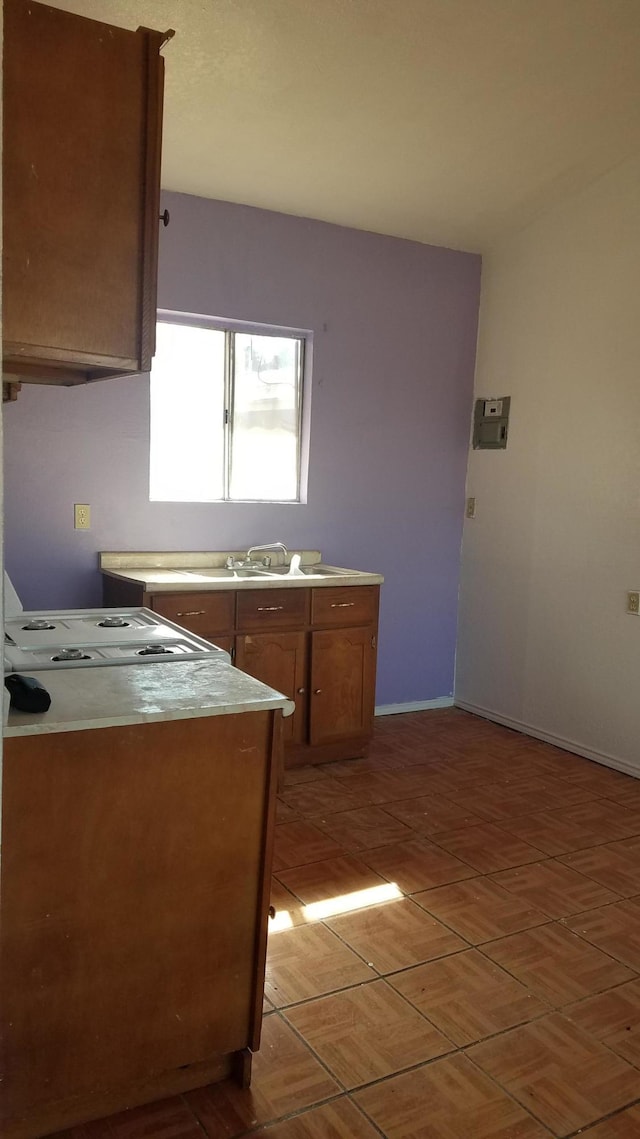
4;607;230;671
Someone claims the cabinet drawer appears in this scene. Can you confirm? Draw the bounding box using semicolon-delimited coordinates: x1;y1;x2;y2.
236;589;310;632
151;591;235;636
311;586;378;627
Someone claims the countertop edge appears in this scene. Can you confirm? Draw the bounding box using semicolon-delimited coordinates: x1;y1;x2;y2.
5;659;295;738
101;567;384;591
5;696;295;738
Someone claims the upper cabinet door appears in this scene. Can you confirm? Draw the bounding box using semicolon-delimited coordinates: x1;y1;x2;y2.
2;0;172;385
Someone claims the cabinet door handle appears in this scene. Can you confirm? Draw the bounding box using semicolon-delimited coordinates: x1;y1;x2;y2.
296;687;305;695
257;605;285;612
330;602;355;608
313;688;322;695
159;208;170;226
176;609;206;617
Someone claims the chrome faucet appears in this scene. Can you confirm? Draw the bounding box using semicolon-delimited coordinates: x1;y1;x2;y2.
226;541;288;570
246;541;288;566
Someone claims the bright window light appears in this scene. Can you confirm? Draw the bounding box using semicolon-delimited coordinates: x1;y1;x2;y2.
302;882;402;922
149;318;307;503
267;884;403;935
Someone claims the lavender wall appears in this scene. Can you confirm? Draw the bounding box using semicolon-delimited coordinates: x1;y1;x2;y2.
3;194;480;705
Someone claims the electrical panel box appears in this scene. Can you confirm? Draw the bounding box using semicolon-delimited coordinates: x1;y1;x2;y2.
473;396;510;449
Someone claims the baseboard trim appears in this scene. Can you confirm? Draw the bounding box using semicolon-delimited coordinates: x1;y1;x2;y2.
375;697;455;717
454;699;640;779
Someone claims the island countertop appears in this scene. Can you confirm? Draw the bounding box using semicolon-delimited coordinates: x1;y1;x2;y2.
5;658;295;738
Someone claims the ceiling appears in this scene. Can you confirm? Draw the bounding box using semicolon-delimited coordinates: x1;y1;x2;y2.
50;0;640;252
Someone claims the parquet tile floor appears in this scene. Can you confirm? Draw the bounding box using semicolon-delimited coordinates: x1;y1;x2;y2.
52;710;640;1139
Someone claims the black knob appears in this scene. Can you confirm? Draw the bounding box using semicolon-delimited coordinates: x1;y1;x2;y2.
159;209;170;227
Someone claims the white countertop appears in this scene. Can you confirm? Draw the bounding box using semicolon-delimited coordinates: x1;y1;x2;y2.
4;659;295;738
102;567;383;591
100;550;383;592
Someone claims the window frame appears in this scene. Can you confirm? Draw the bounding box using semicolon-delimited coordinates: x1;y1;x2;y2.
151;310;311;505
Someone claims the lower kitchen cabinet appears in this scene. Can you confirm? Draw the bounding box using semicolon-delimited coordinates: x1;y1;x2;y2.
150;589;235;648
309;625;377;747
236;624;377;754
236;630;306;745
102;577;380;767
0;711;280;1139
237;586;380;766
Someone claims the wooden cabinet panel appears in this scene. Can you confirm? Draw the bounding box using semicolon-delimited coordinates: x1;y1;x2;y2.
2;0;169;384
236;588;310;632
309;626;377;746
236;632;306;744
1;711;279;1137
311;585;378;627
101;574;380;767
151;592;235;638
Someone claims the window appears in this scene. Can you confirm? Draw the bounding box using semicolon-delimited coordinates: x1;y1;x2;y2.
149;316;308;503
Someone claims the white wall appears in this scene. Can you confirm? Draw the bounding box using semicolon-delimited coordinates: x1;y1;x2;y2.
456;154;640;772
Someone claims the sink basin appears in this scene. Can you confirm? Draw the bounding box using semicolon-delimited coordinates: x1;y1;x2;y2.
252;564;352;578
179;568;270;581
168;565;356;583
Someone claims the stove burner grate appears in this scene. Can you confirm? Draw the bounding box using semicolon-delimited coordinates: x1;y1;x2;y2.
23;619;56;631
52;648;92;662
97;617;131;628
137;645;175;656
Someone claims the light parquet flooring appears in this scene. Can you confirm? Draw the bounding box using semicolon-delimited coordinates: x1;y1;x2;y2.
51;709;640;1139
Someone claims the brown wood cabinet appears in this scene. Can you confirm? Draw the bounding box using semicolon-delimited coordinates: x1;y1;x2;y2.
152;590;235;656
103;577;380;766
236;630;307;745
1;711;281;1139
2;0;172;386
309;625;377;747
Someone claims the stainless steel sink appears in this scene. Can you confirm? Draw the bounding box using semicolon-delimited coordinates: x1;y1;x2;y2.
178;568;271;581
173;564;355;583
252;565;352;578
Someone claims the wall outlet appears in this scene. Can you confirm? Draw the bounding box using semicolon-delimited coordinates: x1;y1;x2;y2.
74;504;91;530
466;496;476;519
627;591;640;615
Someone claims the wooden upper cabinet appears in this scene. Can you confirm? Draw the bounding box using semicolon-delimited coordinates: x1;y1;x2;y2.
2;0;173;385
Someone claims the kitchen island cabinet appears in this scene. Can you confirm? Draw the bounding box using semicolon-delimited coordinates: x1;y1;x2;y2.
2;0;171;386
101;555;382;767
1;661;292;1139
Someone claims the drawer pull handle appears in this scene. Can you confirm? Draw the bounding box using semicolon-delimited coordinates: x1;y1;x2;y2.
313;688;322;695
330;602;355;608
176;609;206;617
257;605;285;612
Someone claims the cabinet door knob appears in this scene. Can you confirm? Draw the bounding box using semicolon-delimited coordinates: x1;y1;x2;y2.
296;687;305;695
159;208;170;226
313;688;322;695
268;905;276;919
